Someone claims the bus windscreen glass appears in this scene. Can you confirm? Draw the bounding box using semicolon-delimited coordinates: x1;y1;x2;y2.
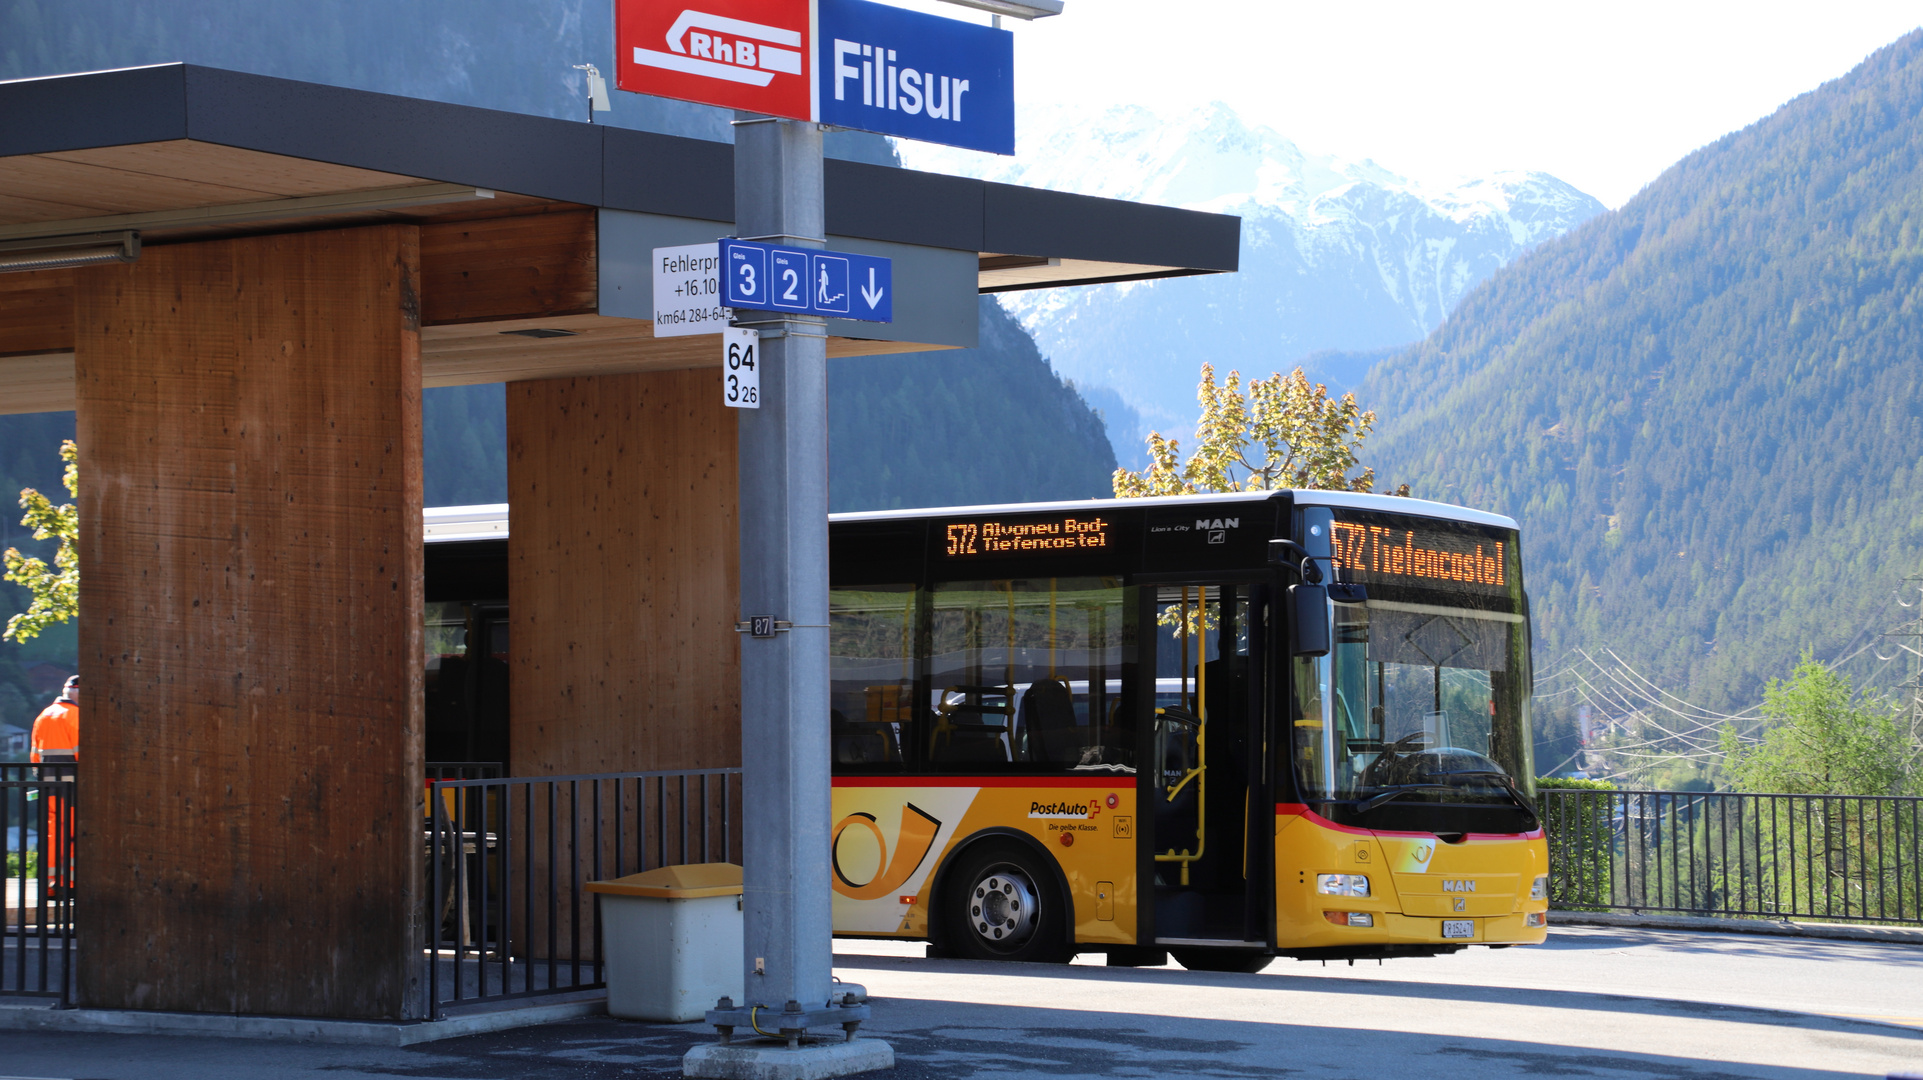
1293;512;1534;825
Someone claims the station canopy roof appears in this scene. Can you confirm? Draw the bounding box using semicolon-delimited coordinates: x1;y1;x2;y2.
0;64;1240;415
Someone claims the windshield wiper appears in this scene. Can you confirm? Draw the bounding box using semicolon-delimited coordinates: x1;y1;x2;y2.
1352;772;1541;825
1470;771;1542;826
1354;784;1454;813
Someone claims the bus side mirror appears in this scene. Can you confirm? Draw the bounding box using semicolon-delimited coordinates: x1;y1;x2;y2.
1289;584;1330;657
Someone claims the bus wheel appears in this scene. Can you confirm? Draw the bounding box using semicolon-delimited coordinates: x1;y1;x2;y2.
942;843;1070;963
1170;948;1272;974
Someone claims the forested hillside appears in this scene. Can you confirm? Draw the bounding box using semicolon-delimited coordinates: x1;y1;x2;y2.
829;298;1116;511
1364;29;1923;715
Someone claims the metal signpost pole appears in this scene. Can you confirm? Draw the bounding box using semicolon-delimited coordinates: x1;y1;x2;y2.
686;116;886;1078
734;112;832;1018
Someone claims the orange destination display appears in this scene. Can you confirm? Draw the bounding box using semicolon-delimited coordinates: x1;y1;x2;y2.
943;516;1110;558
946;511;1115;553
1331;518;1510;592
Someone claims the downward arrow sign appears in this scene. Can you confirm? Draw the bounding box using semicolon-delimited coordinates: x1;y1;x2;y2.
860;267;885;309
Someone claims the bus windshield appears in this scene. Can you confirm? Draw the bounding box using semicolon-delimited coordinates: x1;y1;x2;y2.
1294;599;1534;822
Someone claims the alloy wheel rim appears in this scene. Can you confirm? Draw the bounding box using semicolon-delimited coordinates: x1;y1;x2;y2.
968;866;1038;949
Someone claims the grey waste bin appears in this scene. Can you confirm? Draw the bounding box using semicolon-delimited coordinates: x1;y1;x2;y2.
587;862;744;1022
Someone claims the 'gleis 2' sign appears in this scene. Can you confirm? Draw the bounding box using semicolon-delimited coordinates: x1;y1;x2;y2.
615;0;1015;154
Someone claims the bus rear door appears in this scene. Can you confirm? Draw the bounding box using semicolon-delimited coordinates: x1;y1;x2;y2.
1143;582;1273;956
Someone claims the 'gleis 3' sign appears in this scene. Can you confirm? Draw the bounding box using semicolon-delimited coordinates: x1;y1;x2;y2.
615;0;1015;155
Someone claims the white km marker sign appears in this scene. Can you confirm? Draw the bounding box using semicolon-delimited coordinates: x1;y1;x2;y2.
634;10;805;87
723;326;760;409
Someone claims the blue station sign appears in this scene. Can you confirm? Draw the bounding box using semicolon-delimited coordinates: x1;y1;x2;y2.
721;238;893;323
817;0;1015;156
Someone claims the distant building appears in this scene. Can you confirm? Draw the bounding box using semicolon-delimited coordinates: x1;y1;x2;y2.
25;662;73;698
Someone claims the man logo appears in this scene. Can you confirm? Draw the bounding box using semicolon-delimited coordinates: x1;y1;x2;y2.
1194;518;1240;531
1454;897;1468;912
1442;879;1477;893
832;803;943;901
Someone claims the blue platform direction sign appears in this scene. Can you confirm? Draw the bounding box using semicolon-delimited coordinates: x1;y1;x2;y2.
721;238;893;323
817;0;1014;155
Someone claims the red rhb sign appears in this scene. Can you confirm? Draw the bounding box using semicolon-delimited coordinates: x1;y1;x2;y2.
615;0;813;120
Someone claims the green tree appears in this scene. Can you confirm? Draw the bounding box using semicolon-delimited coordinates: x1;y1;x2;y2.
1113;363;1403;498
3;440;77;643
1720;653;1918;796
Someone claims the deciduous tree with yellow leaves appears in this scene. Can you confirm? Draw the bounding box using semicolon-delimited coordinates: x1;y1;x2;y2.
3;440;78;642
1112;363;1404;498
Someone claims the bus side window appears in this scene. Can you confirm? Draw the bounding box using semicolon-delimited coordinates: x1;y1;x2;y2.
928;577;1131;773
829;585;917;766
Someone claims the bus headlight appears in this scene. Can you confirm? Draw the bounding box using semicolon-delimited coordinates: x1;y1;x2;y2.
1530;875;1548;900
1324;911;1375;927
1526;911;1548;928
1316;874;1370;897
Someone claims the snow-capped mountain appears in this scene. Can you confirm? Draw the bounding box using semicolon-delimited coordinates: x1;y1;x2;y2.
899;104;1604;466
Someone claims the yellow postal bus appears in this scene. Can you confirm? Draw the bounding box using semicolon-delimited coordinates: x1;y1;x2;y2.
827;490;1546;970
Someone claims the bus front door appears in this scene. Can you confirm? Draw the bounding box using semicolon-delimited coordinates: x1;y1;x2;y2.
1146;583;1271;948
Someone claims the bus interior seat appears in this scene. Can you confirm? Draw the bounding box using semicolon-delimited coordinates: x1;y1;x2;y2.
930;686;1014;764
937;722;1011;763
831;709;897;765
1155;704;1201;832
1019;678;1080;764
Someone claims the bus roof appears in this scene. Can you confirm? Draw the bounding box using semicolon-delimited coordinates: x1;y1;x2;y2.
829;489;1520;531
423;491;1518;544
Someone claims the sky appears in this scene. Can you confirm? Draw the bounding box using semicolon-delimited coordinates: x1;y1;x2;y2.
883;0;1923;207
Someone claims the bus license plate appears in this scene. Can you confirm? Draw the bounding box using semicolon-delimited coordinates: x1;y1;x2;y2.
1442;920;1475;939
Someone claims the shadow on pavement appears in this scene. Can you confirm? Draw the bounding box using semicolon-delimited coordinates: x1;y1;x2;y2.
353;1006;1908;1080
830;950;1923;1043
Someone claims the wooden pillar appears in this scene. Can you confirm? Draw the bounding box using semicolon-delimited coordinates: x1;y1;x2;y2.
506;370;741;777
74;226;425;1019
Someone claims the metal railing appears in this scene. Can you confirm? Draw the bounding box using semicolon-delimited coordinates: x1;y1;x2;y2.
423;768;741;1017
3;770;74;1003
0;763;71;783
1542;788;1923;926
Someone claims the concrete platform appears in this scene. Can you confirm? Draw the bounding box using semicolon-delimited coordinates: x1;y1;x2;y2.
683;1038;895;1079
0;927;1915;1078
0;995;604;1046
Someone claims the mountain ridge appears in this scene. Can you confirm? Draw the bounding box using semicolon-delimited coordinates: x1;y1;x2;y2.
1362;27;1923;718
902;103;1604;463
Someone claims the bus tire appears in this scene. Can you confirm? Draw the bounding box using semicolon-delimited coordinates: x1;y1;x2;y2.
1170;948;1273;974
939;842;1071;964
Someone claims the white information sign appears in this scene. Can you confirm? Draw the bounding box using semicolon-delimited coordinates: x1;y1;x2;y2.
724;327;761;409
651;242;730;337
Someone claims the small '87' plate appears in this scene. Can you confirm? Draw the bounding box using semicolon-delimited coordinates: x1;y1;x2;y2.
1442;920;1475;939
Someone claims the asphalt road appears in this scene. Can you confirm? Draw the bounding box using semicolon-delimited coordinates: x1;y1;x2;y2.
0;926;1917;1079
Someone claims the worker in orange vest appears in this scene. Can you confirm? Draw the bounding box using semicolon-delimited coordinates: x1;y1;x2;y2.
29;675;77;895
30;675;78;765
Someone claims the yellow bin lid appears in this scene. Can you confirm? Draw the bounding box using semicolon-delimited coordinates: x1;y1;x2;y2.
587;862;743;899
